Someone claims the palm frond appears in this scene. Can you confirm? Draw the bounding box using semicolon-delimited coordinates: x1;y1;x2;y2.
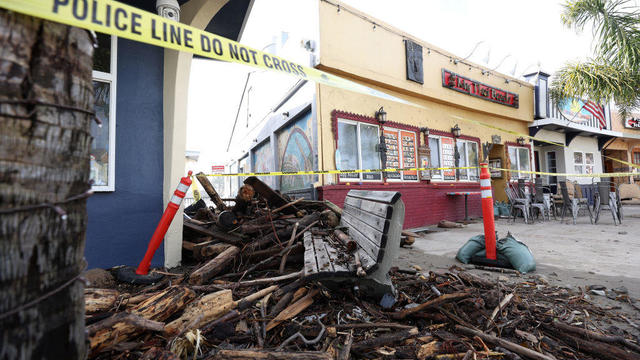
550;60;640;107
561;0;640;70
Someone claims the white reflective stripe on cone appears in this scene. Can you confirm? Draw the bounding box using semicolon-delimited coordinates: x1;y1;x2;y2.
170;194;183;205
480;179;491;187
176;182;190;193
481;189;492;198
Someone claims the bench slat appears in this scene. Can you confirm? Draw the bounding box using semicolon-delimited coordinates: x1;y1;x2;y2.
344;196;393;219
340;215;384;269
343;203;390;234
303;232;319;277
356;248;377;273
319;237;351;274
345;190;401;204
313;233;334;273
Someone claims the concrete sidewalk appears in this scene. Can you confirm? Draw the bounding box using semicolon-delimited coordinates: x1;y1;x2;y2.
396;205;640;297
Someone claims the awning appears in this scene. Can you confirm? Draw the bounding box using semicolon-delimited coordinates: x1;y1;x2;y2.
528;118;626;150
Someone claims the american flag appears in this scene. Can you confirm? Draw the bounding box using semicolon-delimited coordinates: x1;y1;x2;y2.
583;101;607;130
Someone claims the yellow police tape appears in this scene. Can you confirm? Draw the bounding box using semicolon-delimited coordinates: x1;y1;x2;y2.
0;0;414;108
195;165;637;179
450;114;640;170
4;1;638;178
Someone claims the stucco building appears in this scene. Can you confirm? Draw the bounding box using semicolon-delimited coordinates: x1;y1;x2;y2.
230;0;536;229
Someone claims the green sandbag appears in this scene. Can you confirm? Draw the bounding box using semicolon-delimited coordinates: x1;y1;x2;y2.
456;233;536;274
495;234;536;273
456;234;486;264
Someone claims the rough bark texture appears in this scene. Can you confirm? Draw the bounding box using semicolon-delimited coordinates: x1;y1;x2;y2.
0;10;93;360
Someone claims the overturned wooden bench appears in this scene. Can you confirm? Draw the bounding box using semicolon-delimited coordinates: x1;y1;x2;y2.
303;190;405;298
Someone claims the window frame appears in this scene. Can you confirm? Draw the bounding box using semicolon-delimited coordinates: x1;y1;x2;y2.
428;135;443;180
91;34;117;192
383;127;419;182
336;118;382;183
633;150;640;165
455;138;480;182
573;151;594;175
508;145;532;179
545;150;558;186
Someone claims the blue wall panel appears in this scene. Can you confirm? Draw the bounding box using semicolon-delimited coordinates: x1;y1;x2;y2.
86;37;164;269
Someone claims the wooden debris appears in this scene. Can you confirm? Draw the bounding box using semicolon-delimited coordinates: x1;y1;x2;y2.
85;288;119;314
139;347;180;360
210;350;332;359
189;246;239;285
89;286;195;355
390;292;471;320
83;177;640;360
266;289;318;332
196;172;227;211
455;325;556;360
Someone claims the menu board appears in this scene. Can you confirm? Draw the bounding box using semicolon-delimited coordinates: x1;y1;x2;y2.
383;130;401;180
441;137;456;180
383;129;418;181
400;131;418;180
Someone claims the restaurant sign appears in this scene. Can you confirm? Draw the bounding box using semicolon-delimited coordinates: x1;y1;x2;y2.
624;117;640;129
442;69;519;108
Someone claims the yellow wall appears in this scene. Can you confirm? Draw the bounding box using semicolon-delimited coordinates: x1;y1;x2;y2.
317;0;533;123
313;0;534;202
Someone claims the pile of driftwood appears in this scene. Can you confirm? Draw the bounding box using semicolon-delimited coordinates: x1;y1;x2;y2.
85;175;640;359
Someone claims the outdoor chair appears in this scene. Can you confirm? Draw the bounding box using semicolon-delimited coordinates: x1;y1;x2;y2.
532;178;552;220
505;184;530;223
516;179;530;198
593;181;622;225
559;181;593;225
573;183;593;215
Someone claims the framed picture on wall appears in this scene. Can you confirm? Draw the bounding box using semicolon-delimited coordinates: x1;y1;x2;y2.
489;158;502;178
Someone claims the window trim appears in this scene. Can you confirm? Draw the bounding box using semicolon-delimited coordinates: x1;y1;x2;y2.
455;138;480;182
507;145;532;179
632;150;640;165
545;150;558;185
91;34;117;192
428;135;444;180
336;118;382;183
573;151;594;175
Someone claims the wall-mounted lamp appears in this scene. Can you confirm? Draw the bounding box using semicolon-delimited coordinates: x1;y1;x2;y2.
282;112;289;117
375;106;387;124
420;127;430;137
451;124;461;137
516;136;526;145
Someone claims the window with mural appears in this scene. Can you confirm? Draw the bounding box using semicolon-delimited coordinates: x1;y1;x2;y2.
383;128;418;181
277;110;316;192
573;151;594;174
508;146;531;179
91;32;117;191
336;119;382;181
251;139;275;189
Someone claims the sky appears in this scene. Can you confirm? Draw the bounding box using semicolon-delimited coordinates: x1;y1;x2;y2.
186;0;602;173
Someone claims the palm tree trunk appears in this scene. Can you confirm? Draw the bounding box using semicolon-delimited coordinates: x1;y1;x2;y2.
0;10;93;359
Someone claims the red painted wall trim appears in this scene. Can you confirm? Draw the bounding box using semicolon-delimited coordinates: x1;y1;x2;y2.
331;109;421;145
425;128;481;144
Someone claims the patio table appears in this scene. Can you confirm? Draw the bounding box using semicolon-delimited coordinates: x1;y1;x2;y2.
446;191;481;221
